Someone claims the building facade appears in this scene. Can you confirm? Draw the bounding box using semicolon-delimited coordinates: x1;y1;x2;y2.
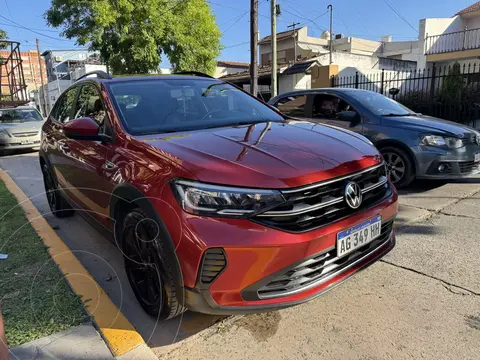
0;49;47;93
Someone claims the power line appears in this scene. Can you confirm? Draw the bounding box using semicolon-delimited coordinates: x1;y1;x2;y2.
222;10;249;35
0;14;74;42
0;21;61;33
382;0;417;33
207;0;290;24
346;0;371;35
3;0;20;38
224;41;250;49
282;7;328;32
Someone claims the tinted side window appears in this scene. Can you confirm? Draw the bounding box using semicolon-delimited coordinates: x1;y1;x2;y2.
276;95;306;117
56;87;78;123
75;84;107;128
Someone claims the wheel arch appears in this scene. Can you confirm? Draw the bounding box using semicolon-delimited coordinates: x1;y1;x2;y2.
110;183;185;304
374;139;418;173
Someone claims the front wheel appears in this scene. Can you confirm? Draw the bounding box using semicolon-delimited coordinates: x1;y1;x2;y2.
41;163;75;218
380;146;415;188
122;209;185;320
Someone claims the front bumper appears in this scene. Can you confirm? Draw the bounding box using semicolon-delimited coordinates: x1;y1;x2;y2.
0;136;41;150
185;232;396;315
415;144;480;179
172;189;398;315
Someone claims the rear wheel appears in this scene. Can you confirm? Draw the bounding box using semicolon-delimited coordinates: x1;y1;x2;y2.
41;163;75;218
122;208;185;320
380;146;415;188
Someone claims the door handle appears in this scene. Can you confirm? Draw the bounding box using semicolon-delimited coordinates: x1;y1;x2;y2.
103;161;117;170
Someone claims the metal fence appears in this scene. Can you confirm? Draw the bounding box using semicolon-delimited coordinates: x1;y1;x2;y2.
331;63;480;128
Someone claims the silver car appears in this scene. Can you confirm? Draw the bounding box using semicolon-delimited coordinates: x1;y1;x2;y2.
0;106;44;154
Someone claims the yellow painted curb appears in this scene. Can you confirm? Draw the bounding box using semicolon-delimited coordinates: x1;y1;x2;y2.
0;169;144;356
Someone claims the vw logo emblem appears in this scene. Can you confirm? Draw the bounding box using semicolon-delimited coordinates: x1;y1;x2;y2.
344;181;362;209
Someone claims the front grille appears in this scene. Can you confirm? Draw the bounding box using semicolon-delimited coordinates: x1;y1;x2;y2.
254;163;391;233
256;218;394;300
12;131;38;138
462;134;480;145
459;161;480;174
199;248;227;284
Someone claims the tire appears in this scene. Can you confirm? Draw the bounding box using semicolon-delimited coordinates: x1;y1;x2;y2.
379;146;415;189
41;163;75;218
122;208;185;320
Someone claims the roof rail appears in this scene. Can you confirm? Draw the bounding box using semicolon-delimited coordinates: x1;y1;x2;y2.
174;71;215;79
75;70;112;82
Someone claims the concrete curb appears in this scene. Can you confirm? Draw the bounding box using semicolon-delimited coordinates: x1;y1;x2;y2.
0;169;155;359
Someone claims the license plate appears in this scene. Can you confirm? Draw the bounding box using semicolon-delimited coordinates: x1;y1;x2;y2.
21;140;33;145
337;216;382;257
475;152;480;163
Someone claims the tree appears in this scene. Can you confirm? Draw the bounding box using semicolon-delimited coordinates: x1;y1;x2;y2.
438;62;464;104
45;0;222;75
0;29;7;50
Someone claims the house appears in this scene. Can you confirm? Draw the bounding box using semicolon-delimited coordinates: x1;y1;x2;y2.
222;26;417;98
215;60;250;78
419;1;480;68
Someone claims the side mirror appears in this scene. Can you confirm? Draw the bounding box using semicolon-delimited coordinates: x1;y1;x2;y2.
63;117;103;141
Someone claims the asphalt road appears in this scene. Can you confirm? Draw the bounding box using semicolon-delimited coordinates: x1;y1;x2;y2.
1;150;480;359
0;151;224;351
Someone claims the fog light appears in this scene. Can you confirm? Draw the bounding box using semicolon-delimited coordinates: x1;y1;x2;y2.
438;163;449;173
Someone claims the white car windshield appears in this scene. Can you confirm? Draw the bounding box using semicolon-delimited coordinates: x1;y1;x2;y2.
0;109;43;123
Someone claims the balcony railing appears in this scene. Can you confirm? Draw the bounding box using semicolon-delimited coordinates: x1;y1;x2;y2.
425;28;480;55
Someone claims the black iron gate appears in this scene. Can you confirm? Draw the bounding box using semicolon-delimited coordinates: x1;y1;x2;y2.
331;63;480;128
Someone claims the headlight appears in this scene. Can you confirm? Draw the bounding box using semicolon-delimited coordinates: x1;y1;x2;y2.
421;135;464;149
171;180;285;217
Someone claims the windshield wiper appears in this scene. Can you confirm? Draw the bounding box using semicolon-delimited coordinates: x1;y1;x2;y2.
382;113;416;117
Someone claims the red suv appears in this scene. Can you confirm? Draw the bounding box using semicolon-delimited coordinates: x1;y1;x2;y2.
40;71;398;320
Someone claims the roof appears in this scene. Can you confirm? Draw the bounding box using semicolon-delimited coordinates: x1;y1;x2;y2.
456;1;480;15
81;74;221;84
259;27;304;44
217;60;249;68
283;60;318;75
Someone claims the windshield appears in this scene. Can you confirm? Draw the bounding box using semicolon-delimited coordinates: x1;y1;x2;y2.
0;109;43;123
348;91;415;116
109;79;284;135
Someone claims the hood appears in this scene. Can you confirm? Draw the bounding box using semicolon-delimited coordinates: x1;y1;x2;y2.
382;115;477;136
136;121;382;189
0;121;43;135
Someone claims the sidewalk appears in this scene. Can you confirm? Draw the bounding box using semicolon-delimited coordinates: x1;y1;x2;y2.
9;324;156;360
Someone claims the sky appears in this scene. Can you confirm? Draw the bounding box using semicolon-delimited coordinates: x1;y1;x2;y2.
0;0;475;65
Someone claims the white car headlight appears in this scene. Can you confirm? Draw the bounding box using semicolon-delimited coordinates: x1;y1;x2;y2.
0;128;10;138
171;180;285;218
421;135;464;149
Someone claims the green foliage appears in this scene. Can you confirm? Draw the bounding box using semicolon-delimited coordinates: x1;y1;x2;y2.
0;29;7;50
45;0;222;75
438;62;464;103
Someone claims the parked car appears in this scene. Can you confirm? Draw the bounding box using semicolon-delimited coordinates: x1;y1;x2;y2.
0;106;44;154
269;89;480;188
40;71;397;320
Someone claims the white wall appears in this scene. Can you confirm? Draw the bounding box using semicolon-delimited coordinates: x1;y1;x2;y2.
418;16;465;68
279;73;311;93
214;66;248;78
466;16;480;29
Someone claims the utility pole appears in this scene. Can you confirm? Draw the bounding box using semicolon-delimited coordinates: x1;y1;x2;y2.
36;38;48;116
328;4;333;64
287;22;300;63
271;0;278;97
250;0;259;97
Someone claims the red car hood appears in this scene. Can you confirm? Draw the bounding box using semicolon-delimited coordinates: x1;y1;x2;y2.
136;121;382;188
